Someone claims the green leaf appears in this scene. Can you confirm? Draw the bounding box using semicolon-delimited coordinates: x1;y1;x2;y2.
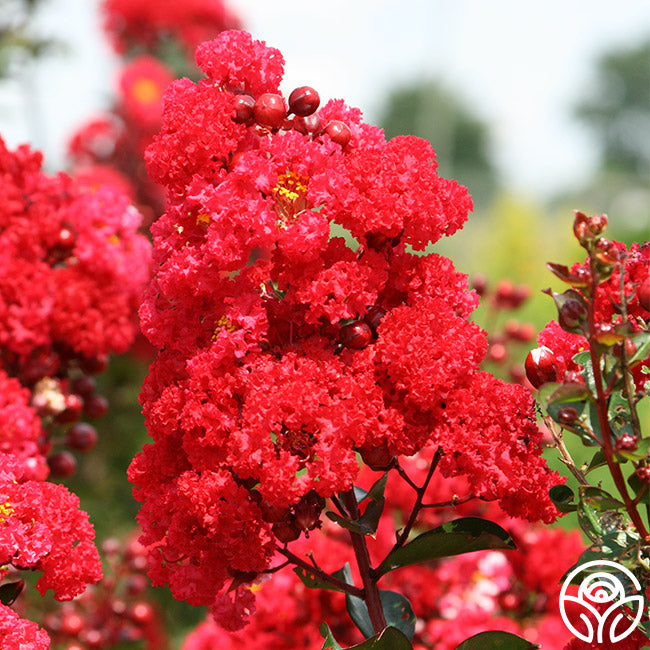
377;517;515;577
577;486;625;543
363;473;388;503
455;630;539;649
346;590;416;641
546;382;590;405
549;484;577;513
320;622;343;649
294;562;353;593
628;473;650;506
327;479;387;536
585;449;607;473
628;331;650;367
348;626;414;649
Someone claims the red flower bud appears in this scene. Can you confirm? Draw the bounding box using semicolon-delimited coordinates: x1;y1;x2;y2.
272;520;301;544
65;422;98;452
288;86;320;117
471;274;488;296
324;120;351;147
48;451;77;477
557;406;578;425
488;343;508;363
524;346;559;388
635;466;650;485
638;277;650;312
232;94;255;124
253;93;287;130
56;393;84;423
294;113;322;136
84;394;108;419
558;298;587;331
359;442;394;471
364;306;386;334
615;433;638;452
339;321;372;349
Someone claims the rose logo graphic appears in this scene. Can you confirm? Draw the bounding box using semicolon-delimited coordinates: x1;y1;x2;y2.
560;559;644;643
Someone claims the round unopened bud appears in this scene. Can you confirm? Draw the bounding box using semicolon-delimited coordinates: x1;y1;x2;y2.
557;406;578;425
253;93;287;130
637;277;650;312
294;492;324;531
558;298;587;331
635;466;650;485
359;442;394;471
65;422;98;452
56;393;84;424
288;86;320;117
60;612;84;636
294;113;322;136
272;520;301;544
84;394;108;419
339;321;372;349
488;342;508;363
47;451;77;477
232;94;255;124
471;274;488;296
364;306;386;334
524;346;559;388
324;120;351;147
615;433;639;452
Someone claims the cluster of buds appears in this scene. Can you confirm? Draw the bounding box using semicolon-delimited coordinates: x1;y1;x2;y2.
338;306;386;350
472;275;535;383
41;536;165;650
26;360;108;478
232;84;352;147
260;490;326;544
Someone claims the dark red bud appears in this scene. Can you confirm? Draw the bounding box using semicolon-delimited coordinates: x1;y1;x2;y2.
471;274;488;296
56;393;84;423
593;238;619;266
56;227;75;250
288;86;320;117
47;451;77;477
260;502;292;524
339;321;372;349
294;113;322;136
637;277;650;312
524;346;559;388
557;406;578;424
253;93;287;130
71;374;96;398
272;520;301;544
615;433;638;452
125;574;148;596
232;94;255;124
558;298;587;331
324;120;351;147
365;231;391;251
364;306;386;334
294;493;324;531
635;466;650;485
84;394;108;419
359;442;394;471
80;354;108;375
64;422;98;452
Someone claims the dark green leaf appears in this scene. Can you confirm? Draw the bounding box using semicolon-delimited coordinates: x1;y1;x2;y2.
363;473;388;503
326;510;378;536
577;486;625;543
320;622;343;649
586;449;607;473
546;382;590;404
294;562;352;593
628;473;650;506
377;517;515;577
549;484;577;513
346;591;416;641
629;331;650;367
348;626;413;649
455;630;539;649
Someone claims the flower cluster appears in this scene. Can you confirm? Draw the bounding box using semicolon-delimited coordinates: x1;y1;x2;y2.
179;468;586;649
130;30;562;630
102;0;241;58
0;137;151;642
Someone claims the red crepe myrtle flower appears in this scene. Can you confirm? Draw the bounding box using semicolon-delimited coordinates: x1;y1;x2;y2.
131;30;562;630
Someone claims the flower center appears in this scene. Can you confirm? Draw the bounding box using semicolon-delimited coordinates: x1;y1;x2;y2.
0;499;14;523
272;171;308;224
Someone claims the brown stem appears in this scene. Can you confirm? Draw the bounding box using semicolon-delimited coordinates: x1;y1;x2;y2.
277;546;364;598
544;416;590;486
393;447;442;550
421;494;477;509
342;489;386;635
587;261;649;539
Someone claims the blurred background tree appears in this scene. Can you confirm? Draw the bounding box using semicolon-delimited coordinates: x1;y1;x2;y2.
379;80;499;213
556;37;650;243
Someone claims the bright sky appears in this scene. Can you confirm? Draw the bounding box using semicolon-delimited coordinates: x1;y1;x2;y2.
1;0;649;199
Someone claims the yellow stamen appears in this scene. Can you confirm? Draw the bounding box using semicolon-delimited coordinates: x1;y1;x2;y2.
272;171;309;224
0;500;14;523
196;213;211;226
212;315;239;340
